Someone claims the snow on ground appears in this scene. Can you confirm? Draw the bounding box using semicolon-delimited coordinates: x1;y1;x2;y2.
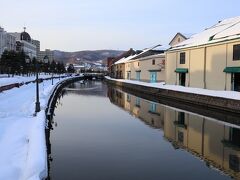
0;73;68;87
105;76;240;100
0;76;72;180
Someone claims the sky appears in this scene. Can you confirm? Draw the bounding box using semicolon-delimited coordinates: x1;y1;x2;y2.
1;0;239;51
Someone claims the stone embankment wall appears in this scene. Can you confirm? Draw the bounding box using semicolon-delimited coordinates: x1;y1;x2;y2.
106;78;240;115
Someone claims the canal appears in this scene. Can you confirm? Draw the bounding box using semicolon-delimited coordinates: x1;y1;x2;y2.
46;80;240;180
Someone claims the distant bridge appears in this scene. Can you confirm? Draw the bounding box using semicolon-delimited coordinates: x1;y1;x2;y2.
83;73;105;80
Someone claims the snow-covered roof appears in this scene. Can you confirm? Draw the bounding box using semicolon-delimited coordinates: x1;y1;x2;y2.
171;16;240;50
129;53;165;62
169;33;188;45
114;44;161;65
181;33;194;39
114;54;136;65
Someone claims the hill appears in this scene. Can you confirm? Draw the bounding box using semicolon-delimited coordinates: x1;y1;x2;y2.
53;50;124;65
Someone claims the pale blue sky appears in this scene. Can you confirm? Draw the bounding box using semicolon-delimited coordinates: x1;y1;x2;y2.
1;0;239;51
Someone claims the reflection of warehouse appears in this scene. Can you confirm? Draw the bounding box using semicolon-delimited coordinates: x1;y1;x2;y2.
108;87;240;179
108;87;164;129
164;108;240;179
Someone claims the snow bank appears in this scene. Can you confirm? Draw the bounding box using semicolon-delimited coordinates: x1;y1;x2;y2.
106;76;240;100
0;76;73;180
0;73;69;87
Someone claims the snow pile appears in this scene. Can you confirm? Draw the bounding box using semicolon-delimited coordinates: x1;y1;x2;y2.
114;44;162;65
0;76;70;180
105;76;240;100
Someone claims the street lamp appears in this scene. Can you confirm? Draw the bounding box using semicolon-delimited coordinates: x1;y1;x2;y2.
35;59;41;113
51;69;54;85
43;55;49;75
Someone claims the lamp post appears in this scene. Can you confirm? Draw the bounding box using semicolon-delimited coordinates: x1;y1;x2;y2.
35;60;41;113
43;55;49;74
51;70;54;85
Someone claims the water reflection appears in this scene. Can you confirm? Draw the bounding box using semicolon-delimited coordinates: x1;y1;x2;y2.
63;80;107;97
46;81;240;180
108;86;240;179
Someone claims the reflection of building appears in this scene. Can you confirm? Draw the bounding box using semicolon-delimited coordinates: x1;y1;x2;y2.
108;87;164;129
108;86;240;179
10;28;37;59
164;107;240;179
166;16;240;91
0;27;16;57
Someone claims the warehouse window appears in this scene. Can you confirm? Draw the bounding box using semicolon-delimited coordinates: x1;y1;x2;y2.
180;52;186;64
233;44;240;61
152;59;155;65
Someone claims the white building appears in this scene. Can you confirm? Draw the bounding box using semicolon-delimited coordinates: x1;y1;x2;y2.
32;40;40;61
0;27;16;57
10;28;37;59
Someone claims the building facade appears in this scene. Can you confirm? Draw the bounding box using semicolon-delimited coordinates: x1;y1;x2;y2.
108;48;136;78
169;33;190;47
166;17;240;91
10;28;37;59
32;40;40;61
112;45;165;83
39;49;54;62
0;27;16;57
125;53;165;83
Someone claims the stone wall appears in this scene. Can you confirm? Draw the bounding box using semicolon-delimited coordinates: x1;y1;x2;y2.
106;78;240;117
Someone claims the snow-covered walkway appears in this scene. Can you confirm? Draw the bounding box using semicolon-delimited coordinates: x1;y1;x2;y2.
105;76;240;100
0;76;70;180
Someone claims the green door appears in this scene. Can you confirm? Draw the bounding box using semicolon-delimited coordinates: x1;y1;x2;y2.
136;72;141;81
150;72;157;83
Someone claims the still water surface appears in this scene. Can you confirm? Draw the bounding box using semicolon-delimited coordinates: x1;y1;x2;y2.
47;81;240;180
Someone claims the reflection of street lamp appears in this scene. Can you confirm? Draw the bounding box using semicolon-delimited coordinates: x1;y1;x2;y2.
35;61;40;113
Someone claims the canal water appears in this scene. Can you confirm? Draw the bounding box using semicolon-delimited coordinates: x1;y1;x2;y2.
47;80;240;180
